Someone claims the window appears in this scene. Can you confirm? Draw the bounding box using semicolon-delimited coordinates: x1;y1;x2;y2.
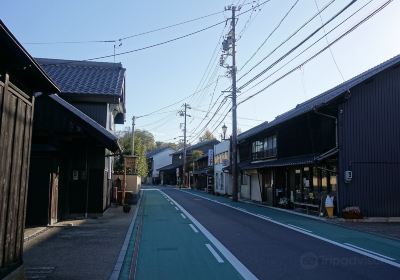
252;135;277;160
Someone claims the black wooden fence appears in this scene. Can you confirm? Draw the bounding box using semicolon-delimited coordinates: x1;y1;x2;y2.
0;74;34;277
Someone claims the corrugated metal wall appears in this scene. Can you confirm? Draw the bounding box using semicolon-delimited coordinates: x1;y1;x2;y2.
339;64;400;217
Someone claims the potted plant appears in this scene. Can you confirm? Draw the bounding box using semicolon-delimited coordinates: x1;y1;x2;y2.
342;206;363;219
123;204;131;213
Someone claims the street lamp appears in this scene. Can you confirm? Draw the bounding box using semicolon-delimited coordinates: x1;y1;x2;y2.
222;124;227;140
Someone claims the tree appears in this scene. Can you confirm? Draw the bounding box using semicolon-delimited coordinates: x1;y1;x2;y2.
155;141;180;150
114;129;154;177
135;137;148;177
199;130;216;142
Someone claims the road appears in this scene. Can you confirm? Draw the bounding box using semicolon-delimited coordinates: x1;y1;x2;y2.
125;187;400;280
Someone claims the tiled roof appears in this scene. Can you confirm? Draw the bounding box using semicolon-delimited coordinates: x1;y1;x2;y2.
172;139;220;155
238;54;400;141
35;58;125;96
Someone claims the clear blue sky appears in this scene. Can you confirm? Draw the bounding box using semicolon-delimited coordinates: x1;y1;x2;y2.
2;0;399;144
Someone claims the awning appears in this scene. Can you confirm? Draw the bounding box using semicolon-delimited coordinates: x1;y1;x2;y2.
158;163;182;172
314;147;338;161
240;154;316;170
193;168;208;175
48;94;120;152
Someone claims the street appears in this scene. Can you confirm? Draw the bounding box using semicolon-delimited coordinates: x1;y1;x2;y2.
122;187;400;280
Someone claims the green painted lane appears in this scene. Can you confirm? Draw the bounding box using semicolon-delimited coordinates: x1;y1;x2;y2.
132;190;244;280
181;189;400;265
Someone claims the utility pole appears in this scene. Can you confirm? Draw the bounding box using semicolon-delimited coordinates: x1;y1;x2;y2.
179;103;191;187
222;5;239;202
131;116;136;155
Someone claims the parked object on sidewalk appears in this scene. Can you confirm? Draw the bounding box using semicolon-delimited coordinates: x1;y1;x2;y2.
123;204;131;213
325;194;334;218
342;206;363;219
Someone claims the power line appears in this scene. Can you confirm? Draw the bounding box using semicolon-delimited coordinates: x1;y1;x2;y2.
41;20;227;65
237;0;393;106
313;0;346;81
191;106;263;121
24;10;227;45
236;0;336;83
238;0;375;97
237;0;356;91
239;0;300;71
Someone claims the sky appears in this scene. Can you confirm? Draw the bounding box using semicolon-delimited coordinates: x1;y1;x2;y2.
1;0;400;145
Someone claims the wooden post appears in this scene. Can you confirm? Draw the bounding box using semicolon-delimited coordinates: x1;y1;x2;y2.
122;157;126;205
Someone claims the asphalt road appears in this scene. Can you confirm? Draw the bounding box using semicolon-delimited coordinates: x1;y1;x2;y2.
163;188;400;280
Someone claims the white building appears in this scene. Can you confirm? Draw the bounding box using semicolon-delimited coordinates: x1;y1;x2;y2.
147;147;175;184
214;140;231;195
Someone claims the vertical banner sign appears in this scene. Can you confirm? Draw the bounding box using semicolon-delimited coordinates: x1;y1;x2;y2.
208;149;214;166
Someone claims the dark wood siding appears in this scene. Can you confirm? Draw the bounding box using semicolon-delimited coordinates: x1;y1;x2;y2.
0;76;34;277
71;102;107;128
338;65;400;217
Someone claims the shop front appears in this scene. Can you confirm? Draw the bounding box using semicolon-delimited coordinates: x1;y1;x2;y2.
241;153;337;215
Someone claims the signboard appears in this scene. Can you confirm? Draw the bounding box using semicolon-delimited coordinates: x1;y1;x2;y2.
72;170;79;181
208;149;214;166
124;155;137;175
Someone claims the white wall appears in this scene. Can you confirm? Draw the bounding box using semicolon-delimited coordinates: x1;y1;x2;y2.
152;148;174;177
214;140;231;194
250;173;262;202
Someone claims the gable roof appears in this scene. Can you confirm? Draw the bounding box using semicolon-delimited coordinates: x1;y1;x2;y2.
146;146;175;158
48;94;120;152
35;58;125;98
238;54;400;142
172;139;220;155
0;20;59;94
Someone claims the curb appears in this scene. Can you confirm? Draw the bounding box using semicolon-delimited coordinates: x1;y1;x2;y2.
109;191;143;280
24;227;50;243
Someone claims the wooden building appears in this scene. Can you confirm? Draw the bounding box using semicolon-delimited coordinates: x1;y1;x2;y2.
237;55;400;217
26;58;125;226
0;20;59;279
159;139;219;186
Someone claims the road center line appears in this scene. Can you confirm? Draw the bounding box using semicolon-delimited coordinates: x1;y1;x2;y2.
178;190;400;269
189;224;199;233
205;244;224;263
180;213;186;219
162;190;258;280
344;243;396;261
175;206;179;211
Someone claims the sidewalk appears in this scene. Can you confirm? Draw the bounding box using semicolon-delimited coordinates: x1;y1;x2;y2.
23;205;135;280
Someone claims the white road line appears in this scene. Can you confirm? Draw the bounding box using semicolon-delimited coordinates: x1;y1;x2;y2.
287;224;312;233
180;213;186;219
170;202;174;205
178;190;400;269
344;243;396;261
256;214;272;220
189;224;199;233
175;206;179;211
206;244;224;263
162;191;258;280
